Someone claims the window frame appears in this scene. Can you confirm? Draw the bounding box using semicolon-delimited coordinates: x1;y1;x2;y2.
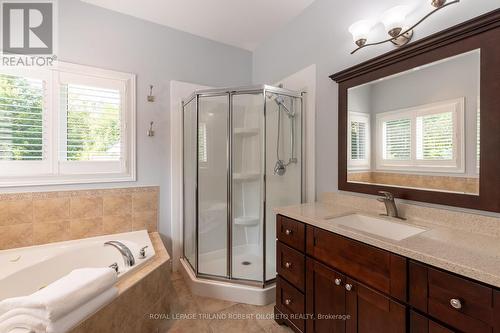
375;98;465;174
347;111;371;171
0;62;136;187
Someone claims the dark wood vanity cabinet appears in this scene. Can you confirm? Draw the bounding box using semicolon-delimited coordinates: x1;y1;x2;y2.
306;258;406;333
275;215;500;333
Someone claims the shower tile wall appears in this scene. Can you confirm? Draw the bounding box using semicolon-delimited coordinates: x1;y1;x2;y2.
0;186;159;250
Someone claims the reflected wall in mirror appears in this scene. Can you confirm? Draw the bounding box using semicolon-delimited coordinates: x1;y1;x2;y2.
347;50;480;195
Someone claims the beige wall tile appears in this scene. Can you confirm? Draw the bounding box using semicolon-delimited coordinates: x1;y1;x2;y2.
70;197;103;219
33;197;70;222
1;187;159;250
103;195;132;216
0;223;33;250
103;215;133;234
132;211;158;232
70;217;103;240
0;199;33;226
33;220;70;245
132;192;158;213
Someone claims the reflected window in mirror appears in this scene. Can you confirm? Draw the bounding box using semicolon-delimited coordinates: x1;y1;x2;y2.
347;49;480;195
348;112;370;171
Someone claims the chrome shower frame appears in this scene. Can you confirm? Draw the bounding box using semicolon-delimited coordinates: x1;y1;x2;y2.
182;84;304;287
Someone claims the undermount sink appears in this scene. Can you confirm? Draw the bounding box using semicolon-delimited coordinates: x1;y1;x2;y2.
326;214;426;241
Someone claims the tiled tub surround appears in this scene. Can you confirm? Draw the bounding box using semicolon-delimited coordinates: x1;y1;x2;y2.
274;192;500;288
70;232;171;333
0;186;159;250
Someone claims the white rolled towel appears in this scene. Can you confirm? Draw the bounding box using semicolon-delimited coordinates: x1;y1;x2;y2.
0;268;117;321
0;288;118;333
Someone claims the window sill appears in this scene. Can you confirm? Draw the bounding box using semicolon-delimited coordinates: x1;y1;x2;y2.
0;173;136;187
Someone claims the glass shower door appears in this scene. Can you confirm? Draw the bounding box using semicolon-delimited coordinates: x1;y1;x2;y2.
197;95;229;277
231;93;265;282
265;93;302;282
183;98;197;270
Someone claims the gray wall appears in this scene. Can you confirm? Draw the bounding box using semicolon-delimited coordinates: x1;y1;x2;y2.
2;0;253;252
252;0;499;210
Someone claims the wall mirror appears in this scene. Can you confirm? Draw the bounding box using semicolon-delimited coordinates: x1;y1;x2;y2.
331;10;500;212
347;50;480;195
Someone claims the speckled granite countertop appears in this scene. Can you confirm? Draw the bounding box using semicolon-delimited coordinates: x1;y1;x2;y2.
275;202;500;288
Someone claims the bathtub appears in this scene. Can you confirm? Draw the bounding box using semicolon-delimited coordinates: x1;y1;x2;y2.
0;230;155;301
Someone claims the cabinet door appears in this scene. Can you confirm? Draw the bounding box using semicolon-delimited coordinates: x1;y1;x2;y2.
345;278;406;333
306;258;347;333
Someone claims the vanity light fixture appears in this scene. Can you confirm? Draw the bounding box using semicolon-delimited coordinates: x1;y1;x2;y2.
349;0;460;54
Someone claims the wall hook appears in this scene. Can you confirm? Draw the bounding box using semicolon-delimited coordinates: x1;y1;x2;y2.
147;121;155;137
147;85;155;102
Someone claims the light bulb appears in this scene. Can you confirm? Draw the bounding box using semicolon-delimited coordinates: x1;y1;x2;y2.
380;5;410;37
348;20;375;47
431;0;447;8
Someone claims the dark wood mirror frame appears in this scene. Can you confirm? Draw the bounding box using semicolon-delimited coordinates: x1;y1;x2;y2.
330;9;500;213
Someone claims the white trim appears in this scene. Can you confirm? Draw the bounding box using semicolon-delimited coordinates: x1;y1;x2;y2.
375;98;465;174
0;61;136;186
348;111;370;171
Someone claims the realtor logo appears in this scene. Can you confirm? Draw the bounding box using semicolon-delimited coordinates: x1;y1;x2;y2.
2;1;53;55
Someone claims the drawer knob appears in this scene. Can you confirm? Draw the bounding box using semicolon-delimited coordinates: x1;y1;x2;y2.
334;278;342;286
285;299;292;305
285;229;292;235
285;262;292;269
450;298;462;309
345;283;353;291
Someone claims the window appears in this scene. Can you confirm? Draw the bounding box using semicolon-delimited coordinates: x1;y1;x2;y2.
0;73;45;162
0;63;136;186
348;112;370;170
376;98;464;173
383;118;411;160
198;122;208;165
476;104;480;173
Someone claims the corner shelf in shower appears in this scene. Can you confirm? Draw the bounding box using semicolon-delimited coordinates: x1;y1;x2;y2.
233;128;259;137
234;216;259;227
233;173;260;182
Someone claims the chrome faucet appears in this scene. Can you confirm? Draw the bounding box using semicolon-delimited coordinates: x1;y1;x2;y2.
377;191;406;220
104;241;135;267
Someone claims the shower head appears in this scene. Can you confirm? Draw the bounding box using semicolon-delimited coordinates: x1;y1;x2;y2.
267;93;294;118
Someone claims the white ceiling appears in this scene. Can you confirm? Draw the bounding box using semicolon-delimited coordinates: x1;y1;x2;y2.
80;0;316;51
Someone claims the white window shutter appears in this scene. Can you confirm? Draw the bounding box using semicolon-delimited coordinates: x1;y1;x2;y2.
61;83;121;161
0;73;46;161
383;118;411;160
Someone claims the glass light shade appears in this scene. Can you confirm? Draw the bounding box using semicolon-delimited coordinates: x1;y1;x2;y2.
348;20;375;43
380;5;410;33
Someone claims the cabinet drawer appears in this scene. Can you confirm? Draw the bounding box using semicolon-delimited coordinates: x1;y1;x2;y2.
277;215;305;252
410;261;497;333
306;226;407;301
276;276;305;332
277;241;305;291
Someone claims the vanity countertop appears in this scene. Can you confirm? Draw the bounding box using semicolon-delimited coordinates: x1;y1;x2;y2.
275;202;500;289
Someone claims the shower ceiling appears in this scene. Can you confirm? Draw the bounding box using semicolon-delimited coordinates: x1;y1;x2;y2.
80;0;316;50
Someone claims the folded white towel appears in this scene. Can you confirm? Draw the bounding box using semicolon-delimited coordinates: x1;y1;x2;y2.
49;288;117;333
0;314;47;333
7;328;34;332
1;288;117;333
0;268;117;321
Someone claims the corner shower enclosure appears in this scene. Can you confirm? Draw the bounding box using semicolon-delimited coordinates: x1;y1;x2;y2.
183;85;303;286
